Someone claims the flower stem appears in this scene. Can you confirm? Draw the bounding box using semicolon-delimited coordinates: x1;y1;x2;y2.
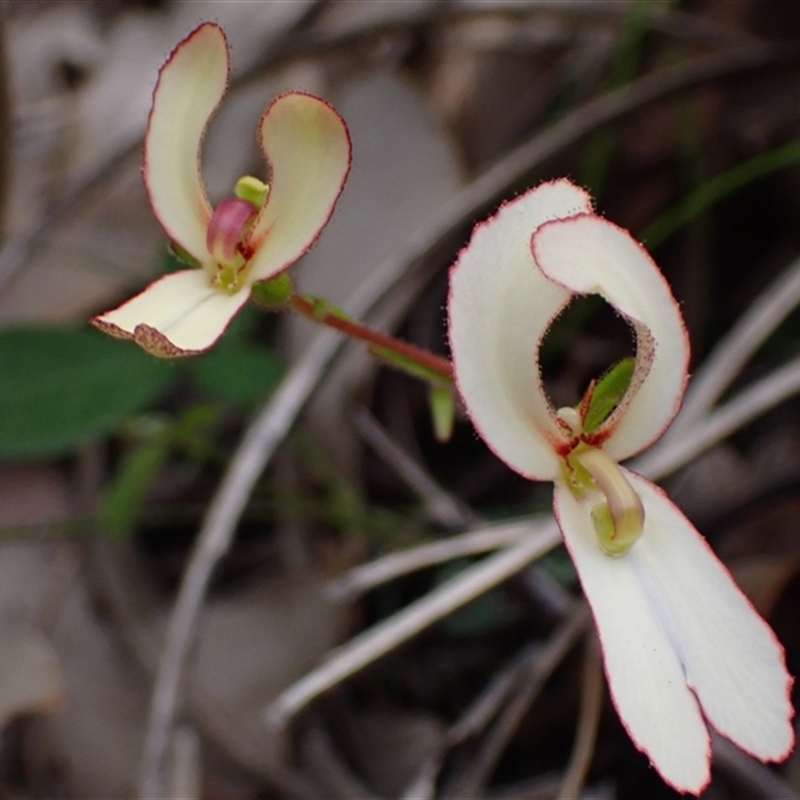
289;293;453;382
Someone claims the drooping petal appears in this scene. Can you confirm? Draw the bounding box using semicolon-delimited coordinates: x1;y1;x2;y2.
553;479;711;794
448;180;593;481
92;271;249;356
554;472;795;793
622;471;794;763
245;93;351;283
532;215;690;462
144;23;228;267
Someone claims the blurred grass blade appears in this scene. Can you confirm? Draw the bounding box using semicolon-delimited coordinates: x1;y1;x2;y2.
643;138;800;248
189;340;284;412
102;439;169;538
102;405;220;537
580;0;652;195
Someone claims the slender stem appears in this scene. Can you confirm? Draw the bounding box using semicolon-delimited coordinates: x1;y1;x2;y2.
668;251;800;435
289;294;453;381
557;633;603;800
265;521;561;730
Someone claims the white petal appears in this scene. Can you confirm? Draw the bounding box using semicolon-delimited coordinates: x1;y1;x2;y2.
93;271;249;356
245;93;351;282
144;23;228;268
448;180;593;480
532;216;690;461
554;479;711;795
622;471;795;763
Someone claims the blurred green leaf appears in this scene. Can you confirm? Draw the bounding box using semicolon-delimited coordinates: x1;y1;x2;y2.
437;561;521;636
538;548;578;588
189;340;284;412
0;327;173;459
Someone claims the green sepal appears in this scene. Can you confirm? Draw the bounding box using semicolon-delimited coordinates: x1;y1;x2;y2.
369;345;452;387
429;384;455;442
167;241;202;269
251;273;294;309
582;357;635;434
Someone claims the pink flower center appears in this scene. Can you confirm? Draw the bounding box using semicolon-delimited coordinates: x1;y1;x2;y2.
206;197;258;292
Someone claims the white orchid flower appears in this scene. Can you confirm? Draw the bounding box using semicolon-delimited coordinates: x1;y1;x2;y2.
93;23;351;356
447;178;794;794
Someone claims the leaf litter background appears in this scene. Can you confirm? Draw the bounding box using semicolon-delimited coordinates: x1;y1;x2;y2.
0;1;800;798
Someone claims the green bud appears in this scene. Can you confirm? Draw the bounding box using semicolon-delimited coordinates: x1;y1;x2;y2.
251;273;294;308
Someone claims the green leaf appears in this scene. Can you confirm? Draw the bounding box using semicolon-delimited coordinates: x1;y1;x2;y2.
189;340;284;412
0;327;173;459
582;357;635;434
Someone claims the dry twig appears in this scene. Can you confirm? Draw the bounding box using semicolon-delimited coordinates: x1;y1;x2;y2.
670;252;800;434
712;733;799;799
353;407;476;529
635;349;800;479
557;634;604;800
303;722;383;800
327;520;537;601
267;521;561;731
442;606;589;800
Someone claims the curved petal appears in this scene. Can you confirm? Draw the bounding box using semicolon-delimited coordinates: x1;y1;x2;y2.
92;271;249;356
144;23;228;267
448;180;593;481
245;93;351;282
622;471;794;763
532;215;690;462
553;479;711;794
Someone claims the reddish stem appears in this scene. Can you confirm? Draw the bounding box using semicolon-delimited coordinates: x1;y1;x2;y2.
289;294;453;381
